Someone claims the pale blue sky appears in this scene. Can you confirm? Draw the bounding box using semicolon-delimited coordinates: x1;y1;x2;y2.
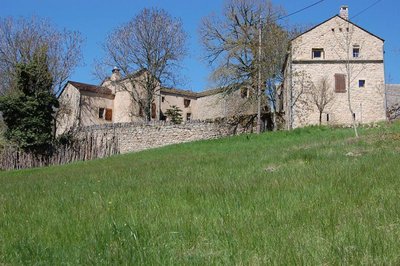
1;0;398;91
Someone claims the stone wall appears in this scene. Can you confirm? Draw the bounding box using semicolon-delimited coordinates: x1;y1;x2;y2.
77;120;245;154
386;84;400;109
386;84;400;120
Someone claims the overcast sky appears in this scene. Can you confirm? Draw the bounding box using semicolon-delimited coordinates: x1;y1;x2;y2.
1;0;398;91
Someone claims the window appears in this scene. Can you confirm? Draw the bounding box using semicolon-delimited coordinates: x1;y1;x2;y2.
240;87;248;98
160;112;167;121
359;80;365;88
151;103;156;119
326;113;330;122
98;108;105;119
353;45;360;58
312;48;324;59
184;99;191;108
105;108;112;121
161;96;165;103
186;113;191;121
334;74;346;93
99;108;112;120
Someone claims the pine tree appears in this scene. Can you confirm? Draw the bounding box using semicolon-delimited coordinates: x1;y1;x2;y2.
165;105;183;124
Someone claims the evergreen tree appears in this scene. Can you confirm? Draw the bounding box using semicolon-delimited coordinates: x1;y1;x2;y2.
165;105;183;124
0;47;59;155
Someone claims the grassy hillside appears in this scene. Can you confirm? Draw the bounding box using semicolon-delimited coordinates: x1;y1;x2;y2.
1;123;400;264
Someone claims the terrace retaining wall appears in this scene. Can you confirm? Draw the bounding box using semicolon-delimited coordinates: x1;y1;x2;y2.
77;120;251;154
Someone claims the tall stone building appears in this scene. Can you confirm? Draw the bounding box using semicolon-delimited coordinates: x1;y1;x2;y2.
283;6;386;129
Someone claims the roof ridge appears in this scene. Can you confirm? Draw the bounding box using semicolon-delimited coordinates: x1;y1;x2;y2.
292;15;384;42
68;80;114;96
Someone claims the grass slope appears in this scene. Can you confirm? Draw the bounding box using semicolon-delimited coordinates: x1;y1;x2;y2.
1;123;400;264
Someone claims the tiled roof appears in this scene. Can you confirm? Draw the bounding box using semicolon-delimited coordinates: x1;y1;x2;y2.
62;79;227;100
292;15;384;42
197;87;227;97
69;81;114;95
160;86;227;98
160;87;198;98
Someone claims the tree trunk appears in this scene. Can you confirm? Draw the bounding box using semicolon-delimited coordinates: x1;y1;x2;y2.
348;94;358;137
272;111;277;131
347;73;359;138
319;112;322;126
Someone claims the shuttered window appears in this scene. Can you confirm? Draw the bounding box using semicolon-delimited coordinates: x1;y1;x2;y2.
334;74;346;93
105;108;112;121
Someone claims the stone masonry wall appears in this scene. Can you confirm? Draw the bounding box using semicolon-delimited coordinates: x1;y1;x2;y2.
77;121;242;154
287;16;386;128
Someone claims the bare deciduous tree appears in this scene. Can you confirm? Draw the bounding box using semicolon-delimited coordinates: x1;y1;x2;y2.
331;18;367;137
199;0;289;131
0;17;84;95
310;76;334;125
98;8;187;121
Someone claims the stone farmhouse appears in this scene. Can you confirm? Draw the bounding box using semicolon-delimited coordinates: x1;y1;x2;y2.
58;6;386;135
56;68;258;135
282;6;386;129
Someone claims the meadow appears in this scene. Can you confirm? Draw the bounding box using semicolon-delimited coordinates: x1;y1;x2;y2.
0;122;400;264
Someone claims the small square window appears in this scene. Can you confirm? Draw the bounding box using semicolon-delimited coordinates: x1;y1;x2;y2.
184;99;191;108
98;108;105;119
359;80;365;87
353;46;360;58
312;48;324;59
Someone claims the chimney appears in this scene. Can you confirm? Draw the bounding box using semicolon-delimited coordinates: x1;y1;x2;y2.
339;5;349;20
110;66;121;81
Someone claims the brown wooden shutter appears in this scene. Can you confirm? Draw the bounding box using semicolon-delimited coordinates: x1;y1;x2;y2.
151;103;156;119
334;74;346;93
105;108;112;121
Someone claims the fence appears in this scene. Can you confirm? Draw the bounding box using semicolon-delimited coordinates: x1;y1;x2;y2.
0;132;119;171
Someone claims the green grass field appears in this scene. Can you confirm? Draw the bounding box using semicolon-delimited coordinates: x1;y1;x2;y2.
1;123;400;264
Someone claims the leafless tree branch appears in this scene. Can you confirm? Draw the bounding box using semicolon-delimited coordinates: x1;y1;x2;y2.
98;8;187;121
0;17;84;95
